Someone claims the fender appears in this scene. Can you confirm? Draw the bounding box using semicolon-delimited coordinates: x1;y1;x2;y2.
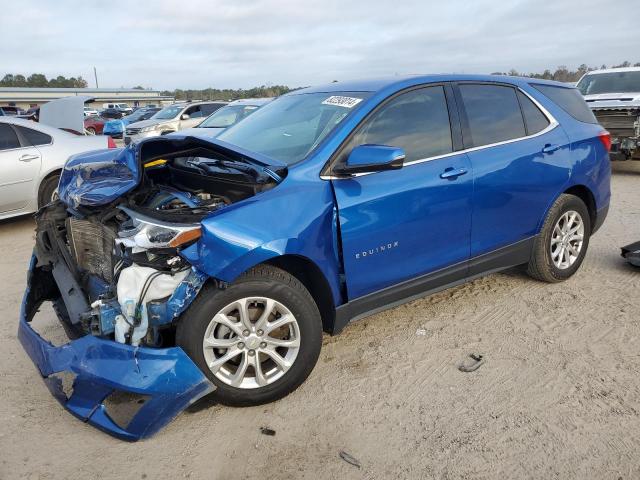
180;177;344;306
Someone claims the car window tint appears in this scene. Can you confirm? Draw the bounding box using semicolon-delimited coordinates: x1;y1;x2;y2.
347;86;453;162
15;125;52;146
0;124;20;150
185;105;202;118
459;84;526;147
532;84;597;124
517;91;550;135
201;104;223;116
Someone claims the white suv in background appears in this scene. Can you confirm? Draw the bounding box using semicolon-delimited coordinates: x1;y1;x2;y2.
124;101;227;145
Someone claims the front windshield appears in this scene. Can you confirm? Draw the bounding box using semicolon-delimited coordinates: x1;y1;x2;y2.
152;105;183;120
217;92;371;165
199;104;261;128
577;71;640;95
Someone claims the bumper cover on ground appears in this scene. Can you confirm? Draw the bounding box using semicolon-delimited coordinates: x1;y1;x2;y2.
18;257;215;441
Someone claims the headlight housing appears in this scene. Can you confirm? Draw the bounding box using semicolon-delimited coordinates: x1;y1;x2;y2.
140;124;160;133
116;207;201;251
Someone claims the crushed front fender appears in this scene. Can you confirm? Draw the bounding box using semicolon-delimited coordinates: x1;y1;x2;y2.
18;256;215;441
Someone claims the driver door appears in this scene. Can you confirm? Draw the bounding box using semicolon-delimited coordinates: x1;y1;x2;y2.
330;85;473;299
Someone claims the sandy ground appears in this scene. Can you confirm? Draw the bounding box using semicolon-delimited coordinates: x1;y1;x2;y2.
1;163;640;480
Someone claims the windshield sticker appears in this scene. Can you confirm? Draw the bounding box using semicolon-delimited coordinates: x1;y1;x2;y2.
322;96;363;108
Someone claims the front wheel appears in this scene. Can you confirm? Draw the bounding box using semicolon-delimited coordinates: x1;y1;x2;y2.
177;265;322;406
527;194;591;282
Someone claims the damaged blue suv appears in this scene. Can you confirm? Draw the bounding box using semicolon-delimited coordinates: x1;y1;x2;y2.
20;75;611;440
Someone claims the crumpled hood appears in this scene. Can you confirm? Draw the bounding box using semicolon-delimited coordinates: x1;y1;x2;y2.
584;92;640;110
58;135;287;209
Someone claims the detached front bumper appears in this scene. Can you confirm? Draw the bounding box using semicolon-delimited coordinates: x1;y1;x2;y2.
18;256;215;441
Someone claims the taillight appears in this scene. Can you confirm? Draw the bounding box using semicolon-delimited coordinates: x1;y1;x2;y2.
598;131;611;152
107;136;117;149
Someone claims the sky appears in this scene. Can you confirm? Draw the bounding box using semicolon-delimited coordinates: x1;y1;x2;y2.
2;0;640;90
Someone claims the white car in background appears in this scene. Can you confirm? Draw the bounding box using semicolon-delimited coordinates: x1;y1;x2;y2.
0;117;115;220
83;107;99;117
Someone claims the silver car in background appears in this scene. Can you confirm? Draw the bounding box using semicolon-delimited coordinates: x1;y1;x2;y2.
172;98;273;139
124;101;227;144
0;117;114;220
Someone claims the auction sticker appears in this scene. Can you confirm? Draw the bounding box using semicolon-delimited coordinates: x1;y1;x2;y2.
322;96;363;108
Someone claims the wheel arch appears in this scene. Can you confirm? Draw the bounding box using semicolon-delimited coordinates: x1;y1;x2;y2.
37;168;62;199
562;184;597;232
262;254;336;333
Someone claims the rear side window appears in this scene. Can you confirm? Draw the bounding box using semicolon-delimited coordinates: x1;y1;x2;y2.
459;84;526;147
531;84;597;124
517;91;550;135
345;86;453;162
15;125;52;146
0;124;20;150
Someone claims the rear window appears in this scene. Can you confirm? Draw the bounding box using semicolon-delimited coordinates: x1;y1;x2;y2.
531;84;597;124
15;125;52;146
459;84;526;147
0;124;20;150
517;91;550;135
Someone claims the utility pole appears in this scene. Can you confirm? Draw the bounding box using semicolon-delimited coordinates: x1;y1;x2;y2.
93;67;99;88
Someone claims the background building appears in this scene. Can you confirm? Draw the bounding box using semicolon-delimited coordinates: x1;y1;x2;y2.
0;87;174;110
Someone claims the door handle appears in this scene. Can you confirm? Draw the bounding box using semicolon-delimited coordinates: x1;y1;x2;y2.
19;153;40;162
542;143;560;154
440;167;468;179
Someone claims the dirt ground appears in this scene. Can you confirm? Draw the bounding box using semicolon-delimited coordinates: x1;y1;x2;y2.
1;162;640;480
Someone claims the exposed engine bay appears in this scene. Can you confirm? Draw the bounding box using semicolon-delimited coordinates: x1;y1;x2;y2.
592;108;640;160
32;143;283;348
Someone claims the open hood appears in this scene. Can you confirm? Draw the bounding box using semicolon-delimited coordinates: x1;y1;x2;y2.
39;95;95;133
58;135;287;209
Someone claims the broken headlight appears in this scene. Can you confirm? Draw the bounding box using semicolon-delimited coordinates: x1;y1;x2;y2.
116;206;201;250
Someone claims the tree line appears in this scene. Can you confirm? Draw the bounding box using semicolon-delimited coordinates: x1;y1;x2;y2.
2;62;639;94
491;61;640;83
0;73;88;88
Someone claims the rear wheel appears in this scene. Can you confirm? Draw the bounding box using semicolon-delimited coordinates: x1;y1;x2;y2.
85;126;96;135
527;194;591;282
37;174;60;208
177;265;322;406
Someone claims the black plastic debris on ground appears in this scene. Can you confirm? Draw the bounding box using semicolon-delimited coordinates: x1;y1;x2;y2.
339;451;361;469
621;241;640;267
458;353;485;372
260;427;276;436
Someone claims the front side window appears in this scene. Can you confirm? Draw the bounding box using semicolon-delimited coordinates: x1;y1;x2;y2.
185;105;203;118
200;103;224;116
15;125;51;146
218;91;372;165
0;124;20;150
460;84;526;147
342;86;453;163
517;91;550;135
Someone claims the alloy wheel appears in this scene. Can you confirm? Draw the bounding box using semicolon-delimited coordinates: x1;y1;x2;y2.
202;297;301;389
550;210;584;270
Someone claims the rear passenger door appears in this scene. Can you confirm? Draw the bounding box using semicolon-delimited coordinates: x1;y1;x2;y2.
455;83;571;266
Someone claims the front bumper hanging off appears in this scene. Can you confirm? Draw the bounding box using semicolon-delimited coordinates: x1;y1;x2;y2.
18;256;215;441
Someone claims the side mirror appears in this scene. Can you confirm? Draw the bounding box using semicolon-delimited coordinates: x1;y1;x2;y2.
334;144;405;175
180;113;190;120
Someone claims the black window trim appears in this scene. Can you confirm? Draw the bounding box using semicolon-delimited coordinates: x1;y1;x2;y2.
321;82;463;178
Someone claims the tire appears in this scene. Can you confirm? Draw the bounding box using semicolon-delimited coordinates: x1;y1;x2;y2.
37;174;60;208
86;127;96;135
177;265;322;406
527;194;591;283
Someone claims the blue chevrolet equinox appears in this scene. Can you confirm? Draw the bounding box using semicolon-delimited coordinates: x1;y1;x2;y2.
20;75;611;439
